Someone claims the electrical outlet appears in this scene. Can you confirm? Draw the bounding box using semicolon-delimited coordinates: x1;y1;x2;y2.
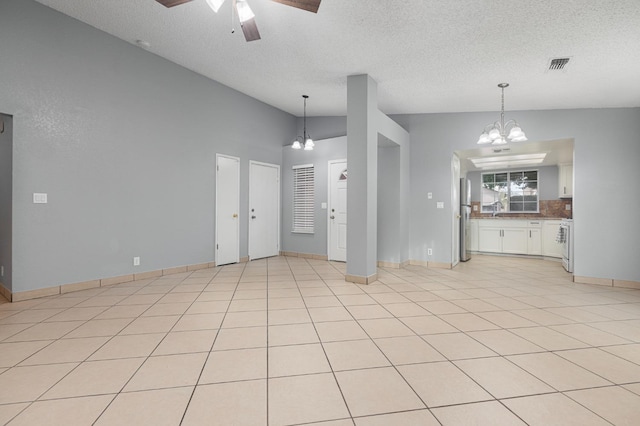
565;204;571;211
33;193;48;204
427;192;433;199
133;257;140;266
427;248;433;256
473;205;478;211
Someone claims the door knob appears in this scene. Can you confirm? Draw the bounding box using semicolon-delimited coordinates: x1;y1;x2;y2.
330;215;335;219
232;214;238;218
251;215;256;219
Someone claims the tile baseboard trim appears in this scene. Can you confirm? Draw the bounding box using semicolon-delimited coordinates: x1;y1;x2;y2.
614;279;640;289
377;260;410;269
61;279;100;294
573;275;640;289
7;260;217;303
0;282;11;302
345;273;378;285
280;251;329;261
408;260;452;269
573;276;613;286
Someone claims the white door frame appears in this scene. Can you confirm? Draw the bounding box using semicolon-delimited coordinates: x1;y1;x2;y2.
248;160;281;260
215;154;240;266
451;154;461;267
327;159;347;262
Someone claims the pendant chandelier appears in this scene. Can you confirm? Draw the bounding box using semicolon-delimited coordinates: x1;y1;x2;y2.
477;83;527;145
292;95;314;151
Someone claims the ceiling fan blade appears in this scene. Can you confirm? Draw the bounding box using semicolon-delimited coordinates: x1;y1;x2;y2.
270;0;321;13
240;18;261;42
155;0;193;8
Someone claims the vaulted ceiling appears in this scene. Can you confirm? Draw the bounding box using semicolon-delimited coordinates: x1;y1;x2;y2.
35;0;640;116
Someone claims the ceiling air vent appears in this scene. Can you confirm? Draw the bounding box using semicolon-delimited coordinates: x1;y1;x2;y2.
547;57;571;71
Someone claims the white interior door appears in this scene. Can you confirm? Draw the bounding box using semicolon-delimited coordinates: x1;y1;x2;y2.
328;160;347;262
216;154;240;266
249;161;280;260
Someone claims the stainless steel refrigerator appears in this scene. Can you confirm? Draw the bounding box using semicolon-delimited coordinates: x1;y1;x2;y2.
460;178;471;262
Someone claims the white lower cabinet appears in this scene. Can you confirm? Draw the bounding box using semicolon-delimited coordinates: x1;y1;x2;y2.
477;219;546;256
502;228;529;254
543;220;563;258
478;227;503;253
526;221;542;255
469;219;479;251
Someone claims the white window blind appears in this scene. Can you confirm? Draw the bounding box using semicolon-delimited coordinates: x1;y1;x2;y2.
292;164;314;234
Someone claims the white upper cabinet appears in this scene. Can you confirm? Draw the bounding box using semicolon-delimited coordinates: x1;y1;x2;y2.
559;164;573;198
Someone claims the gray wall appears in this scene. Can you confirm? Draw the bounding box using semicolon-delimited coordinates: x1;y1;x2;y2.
467;165;560;202
0;114;12;292
0;0;295;292
292;109;640;284
281;136;347;256
377;146;401;262
393;108;640;282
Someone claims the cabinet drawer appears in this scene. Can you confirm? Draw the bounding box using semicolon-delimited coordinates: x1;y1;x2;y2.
528;221;542;228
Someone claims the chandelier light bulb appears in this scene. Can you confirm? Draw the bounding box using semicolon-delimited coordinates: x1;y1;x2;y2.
488;128;501;140
508;126;523;139
492;137;508;145
292;140;302;149
477;132;491;144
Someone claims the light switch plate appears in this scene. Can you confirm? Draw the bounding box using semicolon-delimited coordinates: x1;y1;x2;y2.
133;257;140;266
436;202;444;209
33;193;48;204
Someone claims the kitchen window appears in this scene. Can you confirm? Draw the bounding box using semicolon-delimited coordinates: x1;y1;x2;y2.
292;164;314;233
481;170;538;213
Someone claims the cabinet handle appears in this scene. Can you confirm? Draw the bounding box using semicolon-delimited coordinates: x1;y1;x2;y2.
564;186;566;195
529;230;531;238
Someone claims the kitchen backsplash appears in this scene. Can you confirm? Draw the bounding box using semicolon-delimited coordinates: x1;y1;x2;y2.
470;199;573;219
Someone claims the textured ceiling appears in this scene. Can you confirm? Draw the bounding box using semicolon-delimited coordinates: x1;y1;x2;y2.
34;0;640;117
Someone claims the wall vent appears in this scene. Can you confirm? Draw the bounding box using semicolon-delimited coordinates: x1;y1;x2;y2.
548;57;571;71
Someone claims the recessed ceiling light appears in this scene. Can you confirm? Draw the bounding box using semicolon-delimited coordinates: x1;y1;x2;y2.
136;40;151;49
470;153;548;169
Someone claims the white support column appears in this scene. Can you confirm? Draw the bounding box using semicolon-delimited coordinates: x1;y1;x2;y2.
346;74;378;284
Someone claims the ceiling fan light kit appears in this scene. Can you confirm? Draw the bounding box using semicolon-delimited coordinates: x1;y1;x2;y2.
477;83;528;145
292;95;314;151
156;0;321;42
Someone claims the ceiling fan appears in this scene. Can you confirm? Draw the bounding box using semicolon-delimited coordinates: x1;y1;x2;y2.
155;0;321;42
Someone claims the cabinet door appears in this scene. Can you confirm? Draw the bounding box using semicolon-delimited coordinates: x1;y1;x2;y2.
528;228;542;255
479;227;502;253
502;228;528;254
469;220;479;251
559;164;573;198
543;221;563;258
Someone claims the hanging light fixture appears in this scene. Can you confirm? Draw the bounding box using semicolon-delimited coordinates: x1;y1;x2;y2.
477;83;527;145
292;95;314;150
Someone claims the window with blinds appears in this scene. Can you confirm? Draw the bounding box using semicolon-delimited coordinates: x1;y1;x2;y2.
292;164;314;233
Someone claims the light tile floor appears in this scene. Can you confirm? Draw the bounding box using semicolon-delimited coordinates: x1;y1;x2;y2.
1;255;640;425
